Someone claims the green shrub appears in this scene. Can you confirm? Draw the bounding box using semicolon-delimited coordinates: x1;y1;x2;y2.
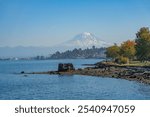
115;56;129;64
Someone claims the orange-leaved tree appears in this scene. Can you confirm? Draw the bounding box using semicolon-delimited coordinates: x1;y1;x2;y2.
120;40;136;60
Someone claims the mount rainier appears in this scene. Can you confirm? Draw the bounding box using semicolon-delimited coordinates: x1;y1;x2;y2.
61;32;110;49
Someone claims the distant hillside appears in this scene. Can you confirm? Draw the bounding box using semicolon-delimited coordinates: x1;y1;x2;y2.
50;46;106;59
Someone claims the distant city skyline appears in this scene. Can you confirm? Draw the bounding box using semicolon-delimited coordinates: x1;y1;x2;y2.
0;0;150;47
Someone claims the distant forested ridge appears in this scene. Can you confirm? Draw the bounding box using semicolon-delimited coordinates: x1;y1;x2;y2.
50;46;106;59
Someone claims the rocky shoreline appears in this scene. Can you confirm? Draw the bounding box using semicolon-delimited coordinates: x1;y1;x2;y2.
21;62;150;84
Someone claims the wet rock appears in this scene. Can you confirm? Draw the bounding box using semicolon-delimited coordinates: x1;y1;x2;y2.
21;71;24;74
96;62;109;68
58;63;75;72
78;68;82;71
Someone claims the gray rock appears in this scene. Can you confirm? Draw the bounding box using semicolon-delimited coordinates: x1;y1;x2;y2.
58;63;75;72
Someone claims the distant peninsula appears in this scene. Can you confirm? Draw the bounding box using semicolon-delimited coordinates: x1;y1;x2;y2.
50;46;106;59
0;47;106;60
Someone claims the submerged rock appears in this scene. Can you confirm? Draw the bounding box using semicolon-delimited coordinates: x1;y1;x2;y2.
23;75;28;77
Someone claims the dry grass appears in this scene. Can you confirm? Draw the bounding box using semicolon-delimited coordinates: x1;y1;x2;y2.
122;61;150;67
101;60;150;67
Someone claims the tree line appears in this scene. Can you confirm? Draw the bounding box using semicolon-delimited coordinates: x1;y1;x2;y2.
50;46;106;59
106;27;150;64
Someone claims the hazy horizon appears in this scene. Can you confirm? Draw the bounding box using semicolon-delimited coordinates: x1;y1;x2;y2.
0;0;150;47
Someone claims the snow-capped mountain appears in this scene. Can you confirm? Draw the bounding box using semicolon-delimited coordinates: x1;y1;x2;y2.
0;32;110;57
62;32;110;49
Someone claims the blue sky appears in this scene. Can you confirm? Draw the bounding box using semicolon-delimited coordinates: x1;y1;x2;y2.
0;0;150;47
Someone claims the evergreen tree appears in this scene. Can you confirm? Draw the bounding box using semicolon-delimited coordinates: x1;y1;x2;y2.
135;27;150;61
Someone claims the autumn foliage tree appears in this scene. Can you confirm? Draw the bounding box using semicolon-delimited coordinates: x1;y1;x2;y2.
106;40;136;64
120;40;136;60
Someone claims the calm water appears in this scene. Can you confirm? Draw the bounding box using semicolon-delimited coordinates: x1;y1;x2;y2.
0;59;150;100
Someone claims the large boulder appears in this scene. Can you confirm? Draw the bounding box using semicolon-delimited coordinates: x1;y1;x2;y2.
58;63;75;72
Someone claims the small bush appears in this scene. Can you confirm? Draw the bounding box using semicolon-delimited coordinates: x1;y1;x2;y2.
115;56;129;64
